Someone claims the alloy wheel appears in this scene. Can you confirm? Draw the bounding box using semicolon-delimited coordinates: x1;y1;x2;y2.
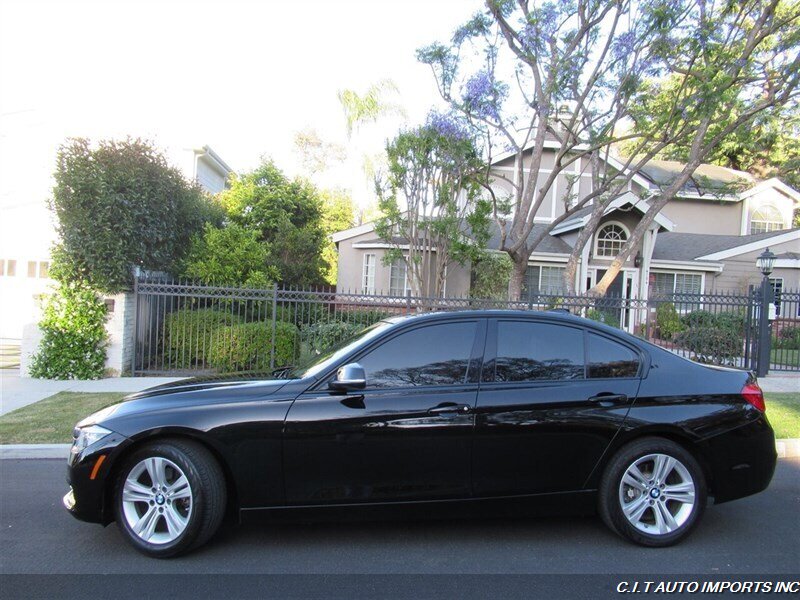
618;453;696;536
121;457;193;545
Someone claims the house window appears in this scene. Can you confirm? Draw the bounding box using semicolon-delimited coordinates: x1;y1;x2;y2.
39;261;50;278
390;259;409;296
27;261;37;277
750;205;784;234
651;272;702;296
594;223;628;258
25;260;51;279
770;277;783;316
362;253;376;294
1;259;17;277
523;265;566;298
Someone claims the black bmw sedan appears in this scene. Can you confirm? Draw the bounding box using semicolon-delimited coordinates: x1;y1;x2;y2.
64;310;777;557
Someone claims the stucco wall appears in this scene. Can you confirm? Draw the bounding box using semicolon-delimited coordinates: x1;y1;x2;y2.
660;199;743;235
708;239;800;293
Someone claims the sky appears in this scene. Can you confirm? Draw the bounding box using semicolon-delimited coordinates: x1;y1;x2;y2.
0;0;483;257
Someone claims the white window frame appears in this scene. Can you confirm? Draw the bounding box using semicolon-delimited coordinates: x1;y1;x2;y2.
524;264;566;297
650;271;705;295
594;221;630;258
389;259;410;297
361;253;376;294
749;204;784;234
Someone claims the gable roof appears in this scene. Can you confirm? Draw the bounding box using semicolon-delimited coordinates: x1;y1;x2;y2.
637;160;754;197
550;192;675;236
486;222;573;254
653;228;800;262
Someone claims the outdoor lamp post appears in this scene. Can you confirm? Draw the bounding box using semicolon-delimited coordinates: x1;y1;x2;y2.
756;247;776;277
754;248;776;377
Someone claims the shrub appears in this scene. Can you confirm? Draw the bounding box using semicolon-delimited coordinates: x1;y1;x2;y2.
655;303;683;340
29;283;108;379
715;311;746;335
680;310;716;329
207;321;298;372
165;309;242;366
585;307;620;329
674;327;742;365
776;326;800;350
300;320;364;357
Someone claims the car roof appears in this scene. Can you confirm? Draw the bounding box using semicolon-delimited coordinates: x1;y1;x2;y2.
385;309;601;328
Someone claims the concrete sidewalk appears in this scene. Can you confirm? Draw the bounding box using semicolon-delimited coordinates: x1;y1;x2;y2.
759;373;800;393
0;368;184;416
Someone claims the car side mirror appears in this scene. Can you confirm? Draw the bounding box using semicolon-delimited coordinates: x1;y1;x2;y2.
329;363;366;391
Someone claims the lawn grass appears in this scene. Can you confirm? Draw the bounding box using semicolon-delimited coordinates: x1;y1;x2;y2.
771;348;799;369
0;392;127;444
765;393;800;440
0;390;797;446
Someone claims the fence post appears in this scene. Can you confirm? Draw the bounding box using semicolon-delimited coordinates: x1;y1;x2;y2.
270;283;278;370
755;278;773;377
130;276;139;376
406;290;411;315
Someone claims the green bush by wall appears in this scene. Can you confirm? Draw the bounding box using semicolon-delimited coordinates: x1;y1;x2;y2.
207;321;298;372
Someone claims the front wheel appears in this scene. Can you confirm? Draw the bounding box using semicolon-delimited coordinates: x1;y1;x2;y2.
599;437;707;547
115;439;226;558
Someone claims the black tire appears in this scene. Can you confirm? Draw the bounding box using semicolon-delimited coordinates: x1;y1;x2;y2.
114;439;226;558
598;437;707;547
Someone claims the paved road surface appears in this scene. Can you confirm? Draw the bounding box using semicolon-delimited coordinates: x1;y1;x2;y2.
1;458;798;597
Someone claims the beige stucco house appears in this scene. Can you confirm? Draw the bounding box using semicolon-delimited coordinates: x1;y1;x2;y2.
333;146;800;324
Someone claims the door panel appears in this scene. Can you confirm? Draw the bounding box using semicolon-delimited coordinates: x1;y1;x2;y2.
283;386;477;503
283;319;485;504
472;319;640;497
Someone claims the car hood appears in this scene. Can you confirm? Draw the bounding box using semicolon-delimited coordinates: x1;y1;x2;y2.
77;373;292;428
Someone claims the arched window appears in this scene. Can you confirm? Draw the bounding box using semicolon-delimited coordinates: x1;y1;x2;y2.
750;205;784;234
594;222;628;258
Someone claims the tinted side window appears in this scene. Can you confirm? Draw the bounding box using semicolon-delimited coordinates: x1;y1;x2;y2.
587;333;640;378
358;322;477;388
493;322;584;382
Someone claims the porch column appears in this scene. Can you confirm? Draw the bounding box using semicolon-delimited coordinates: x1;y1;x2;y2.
577;240;591;293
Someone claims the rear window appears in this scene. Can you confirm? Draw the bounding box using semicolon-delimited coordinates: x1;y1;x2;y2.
587;333;639;378
492;321;585;382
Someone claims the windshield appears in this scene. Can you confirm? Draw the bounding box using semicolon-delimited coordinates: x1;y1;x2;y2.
287;321;395;380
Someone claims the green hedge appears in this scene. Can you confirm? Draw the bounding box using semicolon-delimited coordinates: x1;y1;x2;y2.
207;321;298;371
300;320;364;357
776;326;800;350
675;327;742;365
165;308;243;367
655;303;683;340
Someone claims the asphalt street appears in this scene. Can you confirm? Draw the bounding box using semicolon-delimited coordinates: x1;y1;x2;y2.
1;458;798;598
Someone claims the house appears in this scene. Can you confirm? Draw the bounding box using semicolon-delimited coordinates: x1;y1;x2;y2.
333;148;800;326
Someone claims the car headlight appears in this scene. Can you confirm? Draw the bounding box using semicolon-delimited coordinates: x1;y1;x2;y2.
71;425;113;456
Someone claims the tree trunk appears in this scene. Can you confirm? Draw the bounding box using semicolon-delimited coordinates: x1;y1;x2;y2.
507;250;528;301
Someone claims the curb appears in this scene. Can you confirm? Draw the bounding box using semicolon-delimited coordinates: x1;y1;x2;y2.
0;444;70;459
1;440;799;460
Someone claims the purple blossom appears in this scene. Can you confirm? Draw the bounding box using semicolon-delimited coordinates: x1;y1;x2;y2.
612;31;636;62
462;70;506;120
426;110;471;141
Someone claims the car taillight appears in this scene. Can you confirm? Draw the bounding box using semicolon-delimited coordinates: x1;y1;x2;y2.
742;382;766;412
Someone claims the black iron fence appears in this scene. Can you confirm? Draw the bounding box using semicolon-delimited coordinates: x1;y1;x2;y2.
131;278;800;376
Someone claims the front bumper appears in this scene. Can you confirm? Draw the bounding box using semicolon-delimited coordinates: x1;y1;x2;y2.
701;413;777;504
64;432;131;524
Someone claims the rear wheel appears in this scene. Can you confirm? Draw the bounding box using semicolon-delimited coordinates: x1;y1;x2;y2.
599;437;706;547
115;439;226;558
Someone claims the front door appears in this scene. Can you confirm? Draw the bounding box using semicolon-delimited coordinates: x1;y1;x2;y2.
283;319;486;505
594;269;635;331
472;319;641;497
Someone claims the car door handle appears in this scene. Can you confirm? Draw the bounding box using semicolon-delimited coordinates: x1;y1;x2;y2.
588;393;628;407
428;403;472;415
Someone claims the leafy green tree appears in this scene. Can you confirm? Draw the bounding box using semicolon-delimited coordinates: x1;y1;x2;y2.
320;189;355;285
219;161;327;286
419;0;800;299
29;281;108;380
182;223;278;287
376;112;492;298
470;252;513;300
50;138;221;293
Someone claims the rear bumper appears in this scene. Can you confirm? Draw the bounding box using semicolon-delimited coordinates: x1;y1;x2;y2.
701;414;777;504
